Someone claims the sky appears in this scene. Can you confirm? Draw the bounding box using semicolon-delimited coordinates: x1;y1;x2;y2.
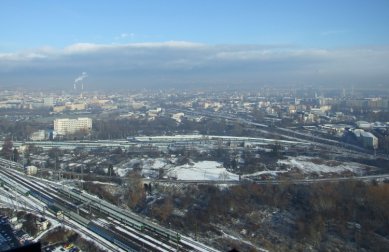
1;0;389;89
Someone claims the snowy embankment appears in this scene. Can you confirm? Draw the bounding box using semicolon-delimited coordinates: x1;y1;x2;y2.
116;158;240;181
220;230;269;252
116;158;168;177
277;156;368;175
167;161;239;181
242;170;288;178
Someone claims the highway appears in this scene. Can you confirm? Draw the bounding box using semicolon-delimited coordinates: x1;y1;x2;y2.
248;174;389;184
168;108;388;160
143;174;389;185
18;165;389;186
12;134;309;151
0;159;220;252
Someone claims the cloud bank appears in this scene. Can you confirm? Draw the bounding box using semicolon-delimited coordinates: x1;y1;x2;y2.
1;41;388;89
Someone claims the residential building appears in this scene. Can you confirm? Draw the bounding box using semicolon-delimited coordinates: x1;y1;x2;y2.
30;130;47;141
54;117;92;135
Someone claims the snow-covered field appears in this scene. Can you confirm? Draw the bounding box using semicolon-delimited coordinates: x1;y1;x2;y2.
116;158;168;177
115;155;370;181
242;170;288;178
167;161;239;181
116;158;240;181
116;167;131;177
278;156;368;175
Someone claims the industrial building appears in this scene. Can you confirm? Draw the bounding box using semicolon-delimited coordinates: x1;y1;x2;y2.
353;129;379;149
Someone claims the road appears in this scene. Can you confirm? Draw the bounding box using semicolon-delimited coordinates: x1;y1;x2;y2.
143;173;389;185
168;108;388;160
8;155;386;187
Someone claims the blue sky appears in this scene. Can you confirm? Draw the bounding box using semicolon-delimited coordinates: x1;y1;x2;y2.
1;1;389;89
1;0;389;51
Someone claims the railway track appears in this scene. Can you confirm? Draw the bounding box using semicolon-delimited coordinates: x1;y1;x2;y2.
0;168;143;251
0;165;220;251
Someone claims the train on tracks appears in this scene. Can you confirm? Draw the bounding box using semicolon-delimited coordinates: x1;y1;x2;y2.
59;187;181;244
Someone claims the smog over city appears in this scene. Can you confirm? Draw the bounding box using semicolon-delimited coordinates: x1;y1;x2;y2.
2;42;389;89
0;1;389;252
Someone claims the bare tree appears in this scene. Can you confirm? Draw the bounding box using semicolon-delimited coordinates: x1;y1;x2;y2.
1;137;13;160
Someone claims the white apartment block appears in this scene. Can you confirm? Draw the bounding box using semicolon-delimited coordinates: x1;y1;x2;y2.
54;117;92;135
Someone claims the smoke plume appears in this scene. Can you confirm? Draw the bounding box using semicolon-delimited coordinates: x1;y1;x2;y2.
74;72;88;83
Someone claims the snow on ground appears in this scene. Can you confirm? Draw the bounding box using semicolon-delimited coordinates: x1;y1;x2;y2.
115;226;173;252
0;187;63;243
0;173;121;251
0;187;45;213
33;222;61;242
0;189;19;205
278;156;367;174
142;158;169;178
115;158;141;177
116;167;130;177
143;158;167;170
167;161;239;181
242;170;288;178
61;216;126;252
116;158;169;178
89;181;116;186
220;230;269;252
116;158;240;181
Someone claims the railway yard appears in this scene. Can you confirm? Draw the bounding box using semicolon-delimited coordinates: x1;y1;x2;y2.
0;158;219;251
1;129;388;251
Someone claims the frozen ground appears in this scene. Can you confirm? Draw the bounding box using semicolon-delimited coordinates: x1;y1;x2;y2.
115;158;240;181
116;167;130;177
242;170;289;178
220;230;269;252
277;156;369;175
167;161;239;181
116;158;168;177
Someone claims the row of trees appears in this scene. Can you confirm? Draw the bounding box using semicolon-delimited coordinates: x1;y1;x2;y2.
0;118;47;141
90;116;251;140
0;137;19;162
149;180;389;251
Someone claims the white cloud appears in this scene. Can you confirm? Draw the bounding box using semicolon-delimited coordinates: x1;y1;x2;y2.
0;52;47;61
62;41;204;54
128;41;204;48
64;43;112;53
0;41;388;88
